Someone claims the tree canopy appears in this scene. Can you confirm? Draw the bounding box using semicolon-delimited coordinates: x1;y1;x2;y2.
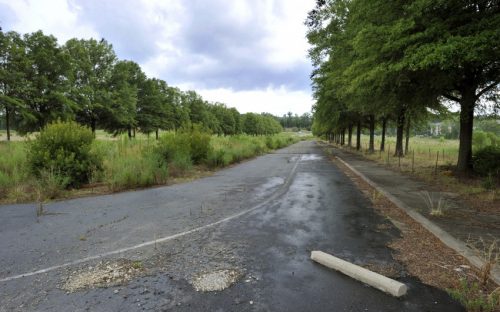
306;0;500;174
0;29;289;139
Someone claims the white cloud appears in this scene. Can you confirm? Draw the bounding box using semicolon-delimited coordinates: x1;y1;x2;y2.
0;0;316;115
197;86;313;116
1;0;98;43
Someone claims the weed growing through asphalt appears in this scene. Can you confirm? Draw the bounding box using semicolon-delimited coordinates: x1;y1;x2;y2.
419;191;448;216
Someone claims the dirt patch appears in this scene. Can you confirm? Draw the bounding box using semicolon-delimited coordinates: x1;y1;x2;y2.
62;259;145;292
191;268;242;292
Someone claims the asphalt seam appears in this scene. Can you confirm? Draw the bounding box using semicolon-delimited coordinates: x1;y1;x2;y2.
334;154;500;286
0;155;302;284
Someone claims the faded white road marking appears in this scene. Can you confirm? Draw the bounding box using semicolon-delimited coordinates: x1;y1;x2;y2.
0;157;300;283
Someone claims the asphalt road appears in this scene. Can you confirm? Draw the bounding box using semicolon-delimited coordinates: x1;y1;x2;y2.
0;141;464;311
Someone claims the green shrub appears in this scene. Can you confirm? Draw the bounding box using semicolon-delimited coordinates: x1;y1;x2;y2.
156;127;211;166
473;146;500;178
473;131;499;149
27;121;101;187
156;132;191;163
188;126;211;164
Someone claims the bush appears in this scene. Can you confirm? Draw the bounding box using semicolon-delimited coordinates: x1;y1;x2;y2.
473;146;500;178
156;127;211;166
473;131;490;150
156;132;191;163
188;126;211;164
27;121;101;187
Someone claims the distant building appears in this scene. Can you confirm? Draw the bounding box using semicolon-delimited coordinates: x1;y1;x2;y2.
430;122;442;136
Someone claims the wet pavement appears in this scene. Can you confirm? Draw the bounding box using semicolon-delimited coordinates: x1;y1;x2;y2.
328;145;500;284
0;141;464;311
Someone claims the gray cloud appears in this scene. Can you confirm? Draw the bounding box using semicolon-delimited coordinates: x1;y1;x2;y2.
2;0;313;93
68;0;161;62
160;0;312;91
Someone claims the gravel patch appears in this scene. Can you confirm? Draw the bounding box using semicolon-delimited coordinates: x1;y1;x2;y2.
191;269;241;292
62;259;144;292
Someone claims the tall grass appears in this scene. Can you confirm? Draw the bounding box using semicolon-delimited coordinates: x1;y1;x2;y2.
207;133;299;168
0;132;301;202
340;135;498;197
95;138;169;191
0;142;32;201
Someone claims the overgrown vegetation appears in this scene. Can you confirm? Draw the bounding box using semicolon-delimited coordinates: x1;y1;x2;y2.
449;279;499;312
0;127;302;203
27;121;101;187
473;146;500;179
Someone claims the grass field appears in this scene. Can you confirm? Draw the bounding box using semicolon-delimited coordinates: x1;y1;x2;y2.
358;135;459;172
339;134;498;205
0;132;308;204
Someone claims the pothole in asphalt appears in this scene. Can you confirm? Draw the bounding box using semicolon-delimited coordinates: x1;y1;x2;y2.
62;259;144;292
191;269;242;292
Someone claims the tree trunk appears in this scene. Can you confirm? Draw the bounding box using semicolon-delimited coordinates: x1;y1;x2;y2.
341;128;345;146
90;119;96;136
356;120;361;151
380;117;387;151
405;116;411;155
5;107;11;141
348;124;353;147
368;114;375;153
395;107;406;157
133;128;136;138
128;127;132;139
457;85;476;174
155;129;159;140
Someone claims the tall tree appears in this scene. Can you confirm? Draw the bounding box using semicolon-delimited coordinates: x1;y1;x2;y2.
103;60;145;136
20;31;74;132
0;30;32;140
401;0;500;173
137;78;175;138
64;38;116;133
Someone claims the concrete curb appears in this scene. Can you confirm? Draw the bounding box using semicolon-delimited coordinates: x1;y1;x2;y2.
334;155;500;286
311;251;408;297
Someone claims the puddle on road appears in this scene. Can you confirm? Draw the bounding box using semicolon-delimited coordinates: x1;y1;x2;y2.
300;154;323;161
254;177;285;198
191;269;241;292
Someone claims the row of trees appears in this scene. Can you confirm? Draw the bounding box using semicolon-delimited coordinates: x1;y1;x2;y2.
277;112;312;130
306;0;500;174
0;29;283;140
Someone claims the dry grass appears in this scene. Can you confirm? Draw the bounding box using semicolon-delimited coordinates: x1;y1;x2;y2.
340;135;499;218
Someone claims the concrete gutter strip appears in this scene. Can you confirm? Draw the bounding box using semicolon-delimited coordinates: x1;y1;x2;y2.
311;251;408;297
335;155;500;286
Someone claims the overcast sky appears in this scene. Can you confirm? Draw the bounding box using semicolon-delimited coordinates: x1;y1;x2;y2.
0;0;315;116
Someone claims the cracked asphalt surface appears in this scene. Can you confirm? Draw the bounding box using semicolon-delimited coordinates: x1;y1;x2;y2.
0;141;464;311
